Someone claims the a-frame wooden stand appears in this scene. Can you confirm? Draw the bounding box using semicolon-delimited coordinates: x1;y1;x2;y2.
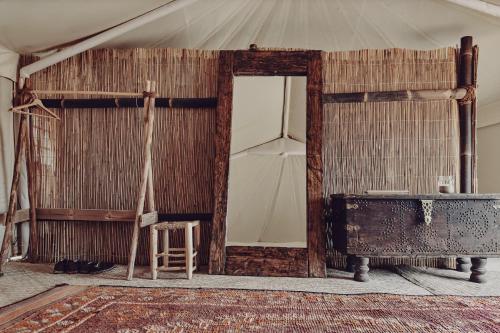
126;80;159;280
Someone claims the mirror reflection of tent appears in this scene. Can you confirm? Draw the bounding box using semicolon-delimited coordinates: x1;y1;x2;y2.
226;77;307;248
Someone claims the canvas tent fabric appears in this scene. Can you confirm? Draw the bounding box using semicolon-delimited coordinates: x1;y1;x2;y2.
1;0;500;251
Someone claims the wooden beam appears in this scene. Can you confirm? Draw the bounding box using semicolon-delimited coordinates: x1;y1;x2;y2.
26;107;38;262
233;50;309;76
41;97;217;109
36;208;136;222
0;209;30;225
306;51;326;278
209;51;234;275
225;246;308;277
322;88;467;104
459;36;474;193
33;209;211;222
127;80;156;281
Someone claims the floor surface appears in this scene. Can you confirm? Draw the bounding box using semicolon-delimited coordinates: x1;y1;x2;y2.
1;259;499;307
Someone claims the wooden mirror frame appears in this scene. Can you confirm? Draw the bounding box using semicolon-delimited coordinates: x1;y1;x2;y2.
208;50;325;277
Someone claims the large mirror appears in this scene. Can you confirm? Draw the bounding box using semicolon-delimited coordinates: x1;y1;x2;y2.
226;76;307;247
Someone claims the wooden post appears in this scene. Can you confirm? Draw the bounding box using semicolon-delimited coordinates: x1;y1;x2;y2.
0;115;29;274
209;51;234;275
146;83;156;213
26;106;38;262
306;51;326;278
126;80;156;280
457;36;475;272
459;36;473;193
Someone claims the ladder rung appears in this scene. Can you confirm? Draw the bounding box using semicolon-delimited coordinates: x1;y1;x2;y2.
155;251;197;258
157;265;197;272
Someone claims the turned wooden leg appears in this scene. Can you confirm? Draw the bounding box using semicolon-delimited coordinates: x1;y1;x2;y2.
354;257;369;282
346;255;356;273
150;225;158;280
456;257;471;272
469;257;487;283
185;223;194;280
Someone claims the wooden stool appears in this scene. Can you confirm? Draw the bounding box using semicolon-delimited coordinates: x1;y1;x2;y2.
150;221;200;280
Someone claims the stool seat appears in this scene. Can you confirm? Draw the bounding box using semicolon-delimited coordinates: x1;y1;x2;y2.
149;221;200;280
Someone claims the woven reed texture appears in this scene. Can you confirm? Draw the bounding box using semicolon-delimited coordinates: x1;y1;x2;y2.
322;48;461;269
21;49;219;265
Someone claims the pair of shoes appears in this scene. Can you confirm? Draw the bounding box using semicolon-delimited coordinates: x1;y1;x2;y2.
54;259;78;274
53;259;116;274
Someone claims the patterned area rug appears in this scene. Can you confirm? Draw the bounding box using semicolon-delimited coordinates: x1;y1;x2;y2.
1;285;499;332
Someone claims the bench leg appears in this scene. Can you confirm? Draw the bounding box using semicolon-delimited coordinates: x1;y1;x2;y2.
346;255;356;273
457;257;471;272
354;257;370;282
185;223;193;280
150;226;158;280
470;257;487;283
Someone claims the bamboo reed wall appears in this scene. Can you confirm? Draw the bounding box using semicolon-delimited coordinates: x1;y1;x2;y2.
322;48;461;269
21;49;219;265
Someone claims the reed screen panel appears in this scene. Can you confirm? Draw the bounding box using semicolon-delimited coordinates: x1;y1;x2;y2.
21;49;219;264
322;48;460;268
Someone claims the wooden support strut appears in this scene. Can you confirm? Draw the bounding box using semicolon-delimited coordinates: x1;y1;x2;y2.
456;36;476;272
322;88;468;104
459;36;474;194
126;80;156;281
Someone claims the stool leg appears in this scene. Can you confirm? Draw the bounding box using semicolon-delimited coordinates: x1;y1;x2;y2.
162;229;169;269
150;226;158;280
185;223;193;280
194;224;200;269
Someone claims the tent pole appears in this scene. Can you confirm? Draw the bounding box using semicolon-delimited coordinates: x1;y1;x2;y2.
445;0;500;18
19;0;199;81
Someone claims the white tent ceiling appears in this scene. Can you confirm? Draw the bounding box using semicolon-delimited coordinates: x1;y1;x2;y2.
0;0;499;114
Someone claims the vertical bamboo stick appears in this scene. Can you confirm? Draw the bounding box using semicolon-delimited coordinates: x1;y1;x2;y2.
146;82;156;212
0;115;29;274
27;104;39;262
456;36;475;272
459;36;473;193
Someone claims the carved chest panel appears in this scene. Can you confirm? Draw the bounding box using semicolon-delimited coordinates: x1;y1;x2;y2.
331;194;500;257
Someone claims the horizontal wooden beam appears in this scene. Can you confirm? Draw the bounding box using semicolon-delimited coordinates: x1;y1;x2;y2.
233;50;309;76
0;209;30;225
323;88;467;104
36;208;135;221
35;208;212;222
41;97;217;109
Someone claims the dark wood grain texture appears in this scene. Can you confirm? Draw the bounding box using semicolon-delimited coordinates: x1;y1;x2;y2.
209;51;234;274
331;194;500;257
306;51;326;277
233;51;309;76
225;246;308;277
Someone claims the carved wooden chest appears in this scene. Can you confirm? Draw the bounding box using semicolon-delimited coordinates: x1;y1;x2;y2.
331;194;500;282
